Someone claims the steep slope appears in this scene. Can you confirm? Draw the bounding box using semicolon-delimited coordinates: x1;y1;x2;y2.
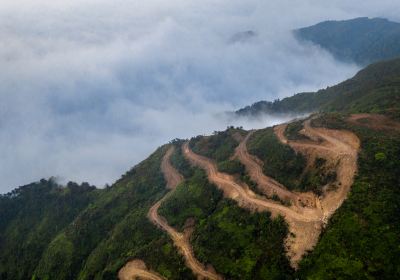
119;146;221;280
32;146;193;280
297;114;400;279
0;180;97;280
184;116;360;267
160;145;293;279
294;17;400;65
236;57;400;118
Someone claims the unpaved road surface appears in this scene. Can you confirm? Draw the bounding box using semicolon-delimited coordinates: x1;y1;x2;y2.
183;143;323;222
183;143;324;267
119;259;164;280
234;132;319;209
275;119;360;219
274;119;359;265
184;117;359;267
120;146;222;280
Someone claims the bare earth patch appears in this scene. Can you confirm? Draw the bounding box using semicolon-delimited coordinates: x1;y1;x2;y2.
274;119;359;265
348;113;400;132
118;259;164;280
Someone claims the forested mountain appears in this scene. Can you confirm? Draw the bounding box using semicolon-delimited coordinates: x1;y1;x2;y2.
236;57;400;119
0;180;98;279
1;44;400;280
294;17;400;65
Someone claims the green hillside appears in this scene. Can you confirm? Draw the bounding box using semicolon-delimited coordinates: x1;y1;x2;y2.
294;17;400;65
0;180;98;279
1;147;194;280
236;57;400;118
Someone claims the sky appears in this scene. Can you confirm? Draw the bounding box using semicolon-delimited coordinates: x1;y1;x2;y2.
0;0;399;193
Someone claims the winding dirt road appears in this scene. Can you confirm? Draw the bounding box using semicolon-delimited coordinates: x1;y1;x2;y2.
234;132;319;209
119;146;222;280
183;143;324;267
183;143;323;222
275;119;360;218
184;118;360;267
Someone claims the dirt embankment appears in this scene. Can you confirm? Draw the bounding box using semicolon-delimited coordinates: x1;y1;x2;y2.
118;259;164;280
119;146;222;280
348;113;400;132
275;119;360;219
234;132;319;209
184;118;360;267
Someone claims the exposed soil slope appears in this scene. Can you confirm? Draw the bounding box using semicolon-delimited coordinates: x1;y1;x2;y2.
234;132;318;209
275;119;360;219
118;259;164;280
348;113;400;132
119;146;222;280
184;118;359;267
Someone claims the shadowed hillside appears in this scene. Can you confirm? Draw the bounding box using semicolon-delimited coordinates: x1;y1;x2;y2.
294;17;400;65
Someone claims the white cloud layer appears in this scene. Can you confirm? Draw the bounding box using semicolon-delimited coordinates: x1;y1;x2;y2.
1;0;399;192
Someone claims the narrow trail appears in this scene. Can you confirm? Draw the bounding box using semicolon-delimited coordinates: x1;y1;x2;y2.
119;146;222;280
234;132;319;209
184;117;360;267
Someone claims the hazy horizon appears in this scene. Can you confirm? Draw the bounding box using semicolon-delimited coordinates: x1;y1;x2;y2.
1;0;399;193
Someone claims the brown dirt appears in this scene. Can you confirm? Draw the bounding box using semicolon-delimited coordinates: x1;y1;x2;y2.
347;113;400;132
161;147;184;189
118;259;164;280
274;119;360;264
184;117;360;268
234;132;319;209
119;146;223;280
275;120;360;217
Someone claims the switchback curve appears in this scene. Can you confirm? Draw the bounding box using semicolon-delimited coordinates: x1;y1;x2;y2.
184;118;359;267
119;146;222;280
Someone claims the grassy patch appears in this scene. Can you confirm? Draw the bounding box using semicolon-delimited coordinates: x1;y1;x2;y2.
285;120;310;141
190;127;246;163
159;169;223;231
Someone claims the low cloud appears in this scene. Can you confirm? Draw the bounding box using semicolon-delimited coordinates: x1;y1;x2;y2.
0;0;399;192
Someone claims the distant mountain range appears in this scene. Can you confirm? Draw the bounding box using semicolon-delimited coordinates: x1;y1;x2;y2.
294;17;400;65
236;17;400;118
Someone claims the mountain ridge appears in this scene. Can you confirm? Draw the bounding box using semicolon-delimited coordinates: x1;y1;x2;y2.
236;57;400;118
294;17;400;65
